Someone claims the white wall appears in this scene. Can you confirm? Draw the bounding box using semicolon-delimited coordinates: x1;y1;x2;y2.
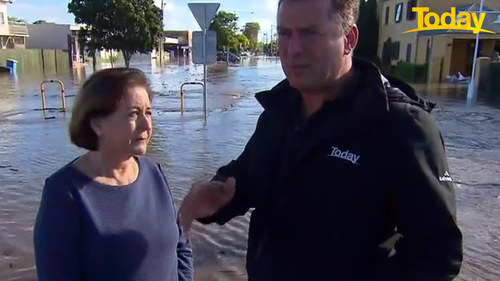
25;23;71;50
0;2;9;36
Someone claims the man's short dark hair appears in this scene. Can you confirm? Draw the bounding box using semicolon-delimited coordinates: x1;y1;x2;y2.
278;0;359;32
68;67;152;151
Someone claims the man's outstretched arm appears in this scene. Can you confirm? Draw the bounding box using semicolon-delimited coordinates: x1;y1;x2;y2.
375;107;463;281
197;112;268;225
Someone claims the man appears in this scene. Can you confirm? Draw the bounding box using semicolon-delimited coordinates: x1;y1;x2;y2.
179;0;463;280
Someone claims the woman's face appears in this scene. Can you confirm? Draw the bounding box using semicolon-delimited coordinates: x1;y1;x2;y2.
93;86;152;156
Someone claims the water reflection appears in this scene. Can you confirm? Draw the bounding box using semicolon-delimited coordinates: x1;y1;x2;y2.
0;57;499;281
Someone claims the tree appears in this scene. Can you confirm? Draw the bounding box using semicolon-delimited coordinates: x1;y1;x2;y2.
209;11;239;51
242;22;260;52
33;20;50;24
77;27;102;70
232;33;249;52
7;17;26;23
354;0;379;62
68;0;162;67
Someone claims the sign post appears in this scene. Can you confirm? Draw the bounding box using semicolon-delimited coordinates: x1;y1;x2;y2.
466;0;483;108
188;2;220;118
192;31;217;64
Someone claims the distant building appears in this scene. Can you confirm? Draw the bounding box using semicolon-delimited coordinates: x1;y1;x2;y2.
24;22;83;69
25;23;72;50
379;0;500;83
0;0;29;49
163;30;192;56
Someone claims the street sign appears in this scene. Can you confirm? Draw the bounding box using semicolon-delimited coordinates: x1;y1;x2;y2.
191;30;217;64
188;2;221;119
188;2;220;30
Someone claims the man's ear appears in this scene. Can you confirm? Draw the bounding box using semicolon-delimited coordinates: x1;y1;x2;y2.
344;24;359;55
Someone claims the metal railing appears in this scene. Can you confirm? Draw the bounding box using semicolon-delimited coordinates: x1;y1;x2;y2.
40;79;66;112
179;81;204;115
8;21;28;36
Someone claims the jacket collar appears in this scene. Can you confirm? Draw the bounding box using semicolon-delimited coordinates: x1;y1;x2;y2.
254;57;435;117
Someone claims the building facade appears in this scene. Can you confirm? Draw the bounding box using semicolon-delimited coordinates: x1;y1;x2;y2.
0;0;29;49
25;23;72;50
379;0;500;83
163;30;192;56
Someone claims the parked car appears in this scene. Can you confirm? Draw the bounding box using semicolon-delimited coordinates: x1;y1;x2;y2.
217;51;241;63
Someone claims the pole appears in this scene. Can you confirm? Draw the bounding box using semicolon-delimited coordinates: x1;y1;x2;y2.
159;0;164;65
264;32;267;56
202;5;208;119
270;25;273;56
426;36;433;90
466;0;484;107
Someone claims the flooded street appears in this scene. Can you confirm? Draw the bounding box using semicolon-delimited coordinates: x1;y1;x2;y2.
0;57;499;281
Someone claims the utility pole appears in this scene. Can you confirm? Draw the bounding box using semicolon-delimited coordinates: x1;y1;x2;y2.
270;23;276;56
263;32;267;55
269;26;273;55
159;0;165;65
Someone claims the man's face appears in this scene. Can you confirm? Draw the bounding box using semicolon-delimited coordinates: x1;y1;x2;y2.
277;0;356;92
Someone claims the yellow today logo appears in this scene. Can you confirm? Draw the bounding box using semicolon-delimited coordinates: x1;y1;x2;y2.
403;7;495;34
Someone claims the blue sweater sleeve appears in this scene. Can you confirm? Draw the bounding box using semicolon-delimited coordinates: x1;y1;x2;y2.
33;177;81;281
157;163;194;281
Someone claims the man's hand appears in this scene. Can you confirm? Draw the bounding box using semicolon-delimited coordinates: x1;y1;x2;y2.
179;177;236;232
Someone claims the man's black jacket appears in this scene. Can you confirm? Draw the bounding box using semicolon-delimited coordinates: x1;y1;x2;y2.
198;58;463;281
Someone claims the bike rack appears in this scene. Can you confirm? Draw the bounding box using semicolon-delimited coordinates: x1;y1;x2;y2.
40;79;66;112
179;81;205;114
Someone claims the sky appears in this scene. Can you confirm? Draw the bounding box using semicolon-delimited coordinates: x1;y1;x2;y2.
7;0;278;38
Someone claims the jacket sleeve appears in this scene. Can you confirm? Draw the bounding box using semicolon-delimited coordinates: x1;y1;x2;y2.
197;111;268;226
33;178;81;281
375;107;463;281
176;212;194;281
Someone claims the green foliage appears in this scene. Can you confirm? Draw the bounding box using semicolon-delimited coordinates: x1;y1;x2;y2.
209;11;238;51
208;11;249;52
76;27;102;58
68;0;162;67
264;41;277;55
233;33;250;51
33;20;50;24
354;0;379;62
7;17;26;23
390;61;428;83
485;62;500;103
242;22;260;52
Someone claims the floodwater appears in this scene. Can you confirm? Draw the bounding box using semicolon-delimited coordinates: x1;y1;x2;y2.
0;56;499;281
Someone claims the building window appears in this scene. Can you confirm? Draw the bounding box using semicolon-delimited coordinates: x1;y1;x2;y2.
0;13;4;25
406;0;417;20
385;6;390;25
395;3;404;23
392;41;400;60
406;43;412;62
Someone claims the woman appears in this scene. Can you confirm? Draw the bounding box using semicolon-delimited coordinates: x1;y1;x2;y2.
33;67;193;281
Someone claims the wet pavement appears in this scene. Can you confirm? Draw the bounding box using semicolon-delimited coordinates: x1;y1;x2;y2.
0;56;499;281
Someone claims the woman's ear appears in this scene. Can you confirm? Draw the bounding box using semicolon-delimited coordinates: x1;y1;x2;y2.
90;117;102;137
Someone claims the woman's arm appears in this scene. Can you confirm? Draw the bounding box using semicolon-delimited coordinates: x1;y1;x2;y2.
33;177;81;281
157;163;194;281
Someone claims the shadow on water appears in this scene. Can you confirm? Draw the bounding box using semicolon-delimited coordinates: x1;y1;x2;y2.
0;56;499;281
